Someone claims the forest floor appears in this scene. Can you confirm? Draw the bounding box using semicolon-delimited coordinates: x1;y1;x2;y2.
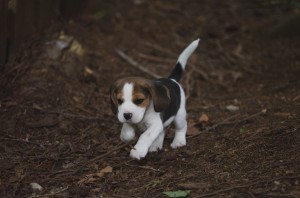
0;1;300;197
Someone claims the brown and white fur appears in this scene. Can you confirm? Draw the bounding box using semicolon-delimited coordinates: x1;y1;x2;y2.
110;39;200;160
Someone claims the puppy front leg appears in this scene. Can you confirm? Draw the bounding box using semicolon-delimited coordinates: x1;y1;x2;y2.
120;123;135;143
130;124;163;160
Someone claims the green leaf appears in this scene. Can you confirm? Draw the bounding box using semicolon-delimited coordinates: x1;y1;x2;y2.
163;190;191;198
239;127;245;134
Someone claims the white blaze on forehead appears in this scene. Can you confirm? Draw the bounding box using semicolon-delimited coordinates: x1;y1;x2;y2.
123;83;134;102
118;82;146;124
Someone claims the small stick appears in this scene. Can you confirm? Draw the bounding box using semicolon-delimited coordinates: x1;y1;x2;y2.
32;103;102;120
144;41;176;57
75;143;129;173
116;49;162;79
125;164;163;173
191;111;263;137
137;52;174;64
0;137;50;147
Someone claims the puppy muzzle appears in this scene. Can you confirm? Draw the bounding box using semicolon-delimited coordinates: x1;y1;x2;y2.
123;113;132;121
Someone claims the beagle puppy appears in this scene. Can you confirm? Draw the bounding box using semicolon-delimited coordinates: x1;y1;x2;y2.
110;39;200;160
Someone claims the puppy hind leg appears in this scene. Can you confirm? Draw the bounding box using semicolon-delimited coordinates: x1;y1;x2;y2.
171;111;187;149
149;131;165;152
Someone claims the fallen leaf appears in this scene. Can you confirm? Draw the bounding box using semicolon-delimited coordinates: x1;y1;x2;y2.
30;183;43;191
187;120;201;136
261;109;267;114
84;66;94;75
78;166;113;185
95;166;113;177
101;166;113;173
163;190;191;198
226;105;239;112
240;128;245;134
69;39;84;56
199;113;209;123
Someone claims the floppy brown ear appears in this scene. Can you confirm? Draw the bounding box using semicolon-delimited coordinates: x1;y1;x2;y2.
109;84;118;114
149;82;170;112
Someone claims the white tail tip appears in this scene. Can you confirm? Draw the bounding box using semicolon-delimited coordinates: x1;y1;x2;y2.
177;38;200;69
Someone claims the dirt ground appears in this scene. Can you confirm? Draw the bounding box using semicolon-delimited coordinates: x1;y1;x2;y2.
0;1;300;197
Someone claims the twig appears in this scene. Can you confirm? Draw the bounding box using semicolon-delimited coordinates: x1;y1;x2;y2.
137;52;174;64
221;111;263;126
115;49;162;79
195;175;300;198
0;137;50;147
215;41;263;75
32;103;102;120
191;111;263;137
75;143;129;173
125;164;163;173
190;63;229;89
144;41;176;57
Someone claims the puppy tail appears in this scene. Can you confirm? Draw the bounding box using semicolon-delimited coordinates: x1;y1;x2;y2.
168;38;200;81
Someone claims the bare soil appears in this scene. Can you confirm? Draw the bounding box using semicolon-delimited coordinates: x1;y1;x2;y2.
0;1;299;197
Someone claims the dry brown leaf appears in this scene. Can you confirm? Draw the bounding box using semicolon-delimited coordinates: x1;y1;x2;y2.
199;113;209;123
96;166;113;177
101;166;113;173
95;172;105;177
187;120;201;136
78;166;113;185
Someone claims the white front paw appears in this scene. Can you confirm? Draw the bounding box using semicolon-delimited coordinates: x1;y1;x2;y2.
130;146;148;160
170;139;186;149
120;130;135;143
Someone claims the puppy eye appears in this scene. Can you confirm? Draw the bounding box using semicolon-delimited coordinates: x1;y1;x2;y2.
117;99;124;104
133;98;144;105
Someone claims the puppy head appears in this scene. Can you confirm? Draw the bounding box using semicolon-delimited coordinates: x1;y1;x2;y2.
110;77;170;124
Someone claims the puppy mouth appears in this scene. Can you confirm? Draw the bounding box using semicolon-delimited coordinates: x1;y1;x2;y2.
121;117;140;124
124;119;137;124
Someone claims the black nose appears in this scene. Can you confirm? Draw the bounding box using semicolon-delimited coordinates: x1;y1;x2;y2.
123;113;132;120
